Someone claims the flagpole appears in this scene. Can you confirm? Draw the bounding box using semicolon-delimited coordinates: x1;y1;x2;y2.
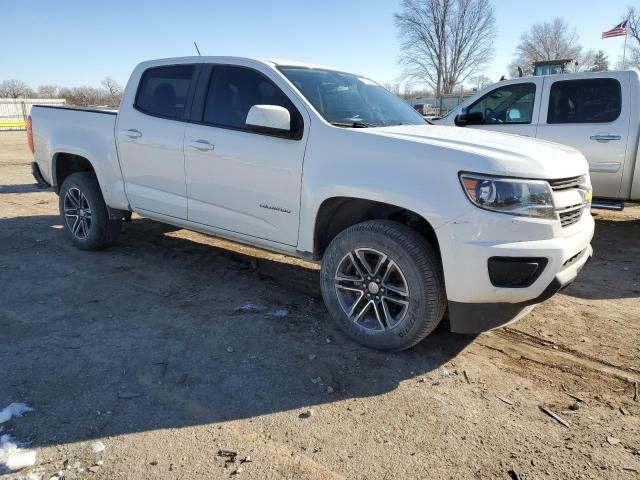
622;19;628;70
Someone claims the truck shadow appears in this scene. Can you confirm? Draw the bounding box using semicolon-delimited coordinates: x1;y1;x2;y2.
562;217;640;301
0;183;42;194
0;215;475;450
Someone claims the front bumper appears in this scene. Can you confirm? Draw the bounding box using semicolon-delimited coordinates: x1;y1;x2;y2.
448;245;592;333
437;207;595;334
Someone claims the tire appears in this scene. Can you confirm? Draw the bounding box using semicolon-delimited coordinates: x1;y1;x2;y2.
320;220;446;351
58;172;121;250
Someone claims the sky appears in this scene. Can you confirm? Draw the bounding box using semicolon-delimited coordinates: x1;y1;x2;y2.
2;0;634;91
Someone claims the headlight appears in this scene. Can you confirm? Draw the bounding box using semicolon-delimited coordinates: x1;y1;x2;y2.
459;173;556;220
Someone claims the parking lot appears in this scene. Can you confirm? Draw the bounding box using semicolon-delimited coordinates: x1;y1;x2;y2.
1;130;639;479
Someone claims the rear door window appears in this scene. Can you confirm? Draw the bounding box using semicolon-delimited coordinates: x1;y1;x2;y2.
547;78;621;124
135;65;197;120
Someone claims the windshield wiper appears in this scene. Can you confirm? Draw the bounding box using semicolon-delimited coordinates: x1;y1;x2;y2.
330;121;376;128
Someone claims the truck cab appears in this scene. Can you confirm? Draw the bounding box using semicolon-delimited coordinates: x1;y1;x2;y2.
436;71;640;205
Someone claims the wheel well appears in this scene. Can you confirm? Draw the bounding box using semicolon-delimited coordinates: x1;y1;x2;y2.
314;197;440;259
54;153;95;191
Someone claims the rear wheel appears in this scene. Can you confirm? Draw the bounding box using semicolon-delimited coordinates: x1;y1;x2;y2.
320;220;446;351
58;172;121;250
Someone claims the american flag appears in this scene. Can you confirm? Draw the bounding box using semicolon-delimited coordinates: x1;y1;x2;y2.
602;20;628;39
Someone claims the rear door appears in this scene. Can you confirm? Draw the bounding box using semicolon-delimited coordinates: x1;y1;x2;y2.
536;74;630;199
458;79;543;137
183;64;309;246
116;64;199;218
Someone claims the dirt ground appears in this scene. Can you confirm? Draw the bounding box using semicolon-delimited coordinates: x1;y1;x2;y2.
0;130;639;480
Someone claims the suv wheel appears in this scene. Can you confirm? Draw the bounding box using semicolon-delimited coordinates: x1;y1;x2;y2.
59;172;121;250
320;220;446;351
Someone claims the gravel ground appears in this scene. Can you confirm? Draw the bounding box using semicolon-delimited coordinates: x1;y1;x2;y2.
1;130;639;479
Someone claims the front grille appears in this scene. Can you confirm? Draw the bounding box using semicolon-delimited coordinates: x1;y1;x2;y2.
548;176;585;191
558;204;584;227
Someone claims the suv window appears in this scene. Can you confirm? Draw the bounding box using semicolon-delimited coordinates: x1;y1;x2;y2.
467;83;536;125
203;66;298;134
547;78;621;124
135;65;196;120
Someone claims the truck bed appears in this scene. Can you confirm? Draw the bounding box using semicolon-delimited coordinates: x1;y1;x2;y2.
34;104;118;115
31;104;129;210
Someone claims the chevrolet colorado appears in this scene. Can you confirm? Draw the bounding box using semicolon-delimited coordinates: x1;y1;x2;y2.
28;57;594;350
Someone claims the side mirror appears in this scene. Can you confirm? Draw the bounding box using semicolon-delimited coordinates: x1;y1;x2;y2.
454;107;469;127
246;105;291;136
507;108;522;122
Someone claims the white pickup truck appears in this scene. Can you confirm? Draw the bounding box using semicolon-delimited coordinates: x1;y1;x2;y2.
435;71;640;209
29;56;594;351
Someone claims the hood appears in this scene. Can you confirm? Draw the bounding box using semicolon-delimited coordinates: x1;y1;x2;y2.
363;124;589;180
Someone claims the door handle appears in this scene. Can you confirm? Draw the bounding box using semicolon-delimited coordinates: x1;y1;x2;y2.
124;129;142;139
590;134;621;142
189;139;215;152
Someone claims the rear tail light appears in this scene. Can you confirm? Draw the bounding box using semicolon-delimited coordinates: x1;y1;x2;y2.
26;115;36;153
26;115;34;154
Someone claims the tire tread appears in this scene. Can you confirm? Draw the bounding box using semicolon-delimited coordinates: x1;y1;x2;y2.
58;172;121;251
321;220;446;351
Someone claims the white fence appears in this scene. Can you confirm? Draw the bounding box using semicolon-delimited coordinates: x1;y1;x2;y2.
0;98;66;131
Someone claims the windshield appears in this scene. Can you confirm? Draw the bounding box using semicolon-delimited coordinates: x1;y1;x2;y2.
278;67;426;127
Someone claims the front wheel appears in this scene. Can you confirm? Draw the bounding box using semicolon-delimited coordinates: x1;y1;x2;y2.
320;220;446;351
58;172;121;250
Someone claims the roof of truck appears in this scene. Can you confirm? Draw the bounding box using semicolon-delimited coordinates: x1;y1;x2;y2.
138;56;352;74
263;58;342;70
142;56;336;69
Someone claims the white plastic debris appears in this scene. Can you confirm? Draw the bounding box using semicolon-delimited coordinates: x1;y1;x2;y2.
235;302;268;313
90;441;105;454
270;308;289;318
18;467;44;480
0;434;37;472
0;403;34;424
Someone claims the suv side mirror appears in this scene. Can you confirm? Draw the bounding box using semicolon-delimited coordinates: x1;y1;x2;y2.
454;107;469;127
246;105;291;136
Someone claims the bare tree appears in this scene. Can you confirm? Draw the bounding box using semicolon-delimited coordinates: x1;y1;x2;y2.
395;0;496;96
0;77;124;104
510;18;584;76
579;49;598;72
37;85;60;98
101;77;122;98
54;78;122;106
58;86;105;106
382;81;402;96
468;74;492;90
0;79;34;98
624;7;640;70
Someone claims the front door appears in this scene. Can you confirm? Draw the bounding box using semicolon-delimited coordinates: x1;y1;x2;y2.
461;79;543;138
536;74;630;199
184;65;308;246
116;64;198;218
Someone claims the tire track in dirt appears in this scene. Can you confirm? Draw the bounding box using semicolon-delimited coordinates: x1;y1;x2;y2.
480;329;639;385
